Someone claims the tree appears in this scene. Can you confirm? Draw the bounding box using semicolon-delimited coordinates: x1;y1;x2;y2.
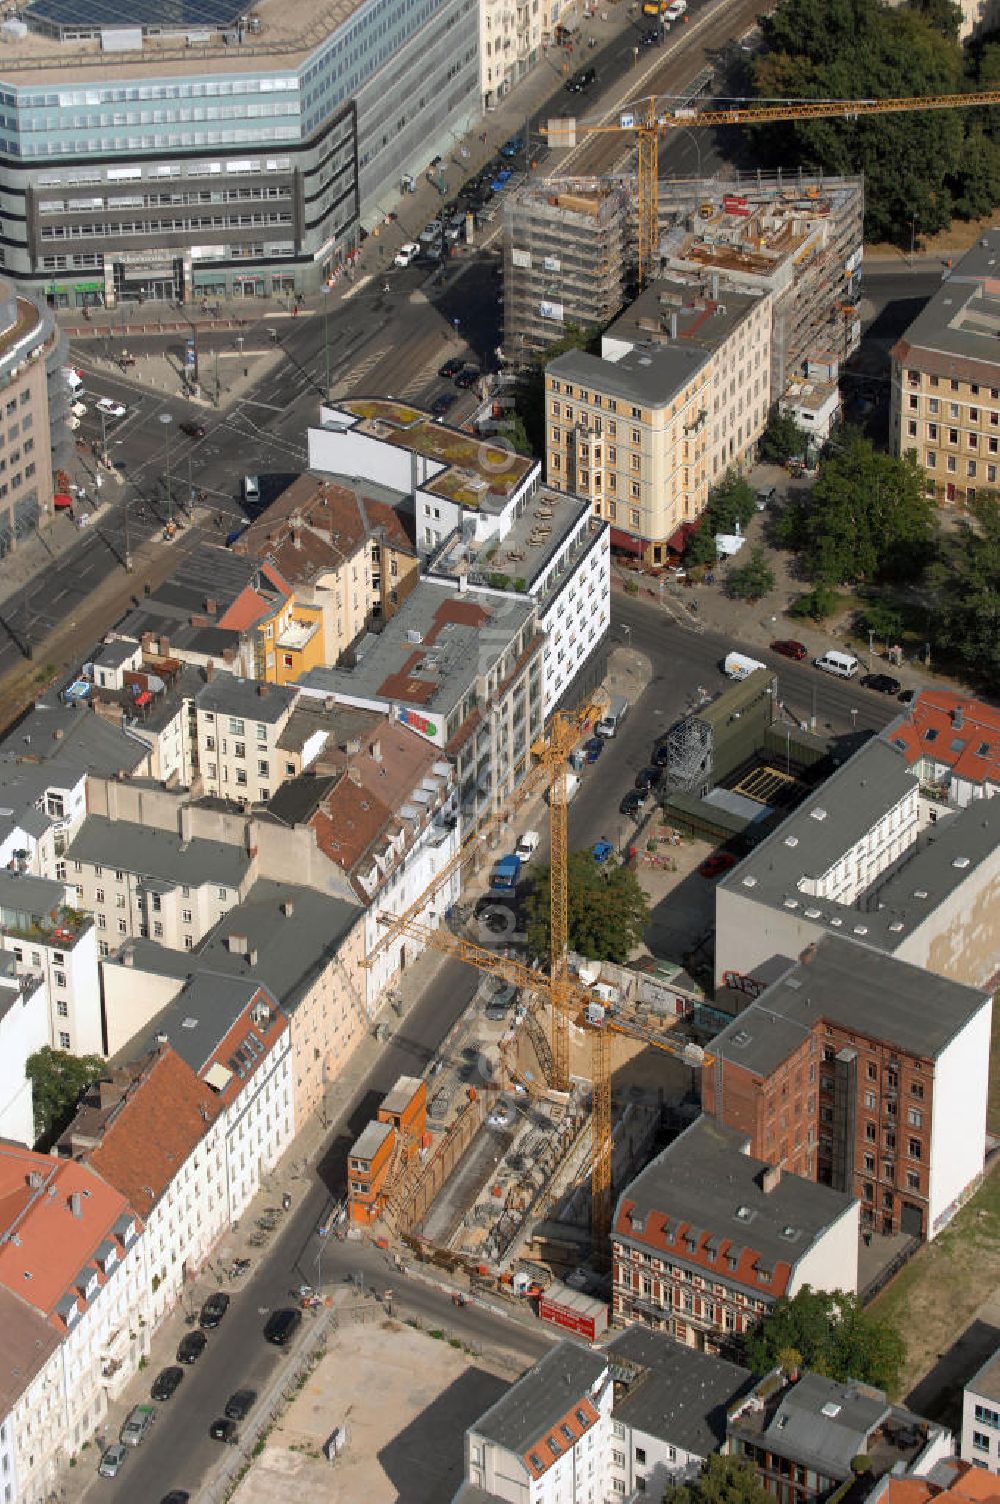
788;584;840;620
860;603;903;643
745;0;974;245
726;547;776;602
516;322;607;456
687;472;759;567
781;436;936;586
26;1046;107;1148
662;1453;771;1504
759;408;809;464
743;1287;906;1394
927;491;1000;680
524;849;650;963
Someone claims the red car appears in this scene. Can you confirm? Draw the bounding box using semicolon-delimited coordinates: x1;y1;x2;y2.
699;852;737;879
770;639;807;660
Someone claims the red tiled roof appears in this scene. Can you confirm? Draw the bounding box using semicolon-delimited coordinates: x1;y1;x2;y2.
310;774;395;878
424;598;491;642
613;1197;793;1299
218;583;280;632
885;690;1000;787
0;1147;134;1329
524;1396;600;1478
87;1047;224;1215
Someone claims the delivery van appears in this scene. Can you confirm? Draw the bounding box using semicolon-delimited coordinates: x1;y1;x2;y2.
595;695;629;737
723;651;767;681
814;649;859;679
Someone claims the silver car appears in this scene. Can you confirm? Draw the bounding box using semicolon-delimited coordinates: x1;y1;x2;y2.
99;1442;127;1478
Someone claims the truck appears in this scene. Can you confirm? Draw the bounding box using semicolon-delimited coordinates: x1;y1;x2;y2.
546;771;580;805
490;854;522;891
595;695;629;738
722;651;767;681
515;830;540;861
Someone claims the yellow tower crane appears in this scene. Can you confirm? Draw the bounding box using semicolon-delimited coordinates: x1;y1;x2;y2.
559;89;1000;285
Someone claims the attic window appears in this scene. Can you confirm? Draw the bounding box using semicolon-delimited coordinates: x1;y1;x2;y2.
779;1225;800;1241
892;737;907;749
575;1409;590;1429
976;741;990;756
810;807;828;821
821;1402;842;1419
735;1205;754;1222
732;1029;752;1047
925;728;939;742
530;1453;543;1470
549;1437;561;1457
182;1017;198;1029
950;738;965;753
783;898;799;910
852;925;868;936
741;875;757;888
783;835;799;848
952;856;970;869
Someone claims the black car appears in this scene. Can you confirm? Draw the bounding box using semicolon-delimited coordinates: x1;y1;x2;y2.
652;743;671;768
209;1418;239;1444
264;1307;302;1346
225;1389;258;1422
178;419;206;439
200;1291;230;1329
176;1330;207;1365
639;28;660;45
635;766;663;792
455;367;480;389
438;356;465;379
861;673;902;696
431;391;457;417
160;1494;191;1504
151;1367;183;1401
565;66;596;91
620;790;644;818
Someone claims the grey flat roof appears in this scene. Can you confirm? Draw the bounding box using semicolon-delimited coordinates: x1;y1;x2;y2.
196;677;296;724
0;699;150;778
131;971;269;1075
548;341;710;408
606;1328;753;1454
617;1116;854;1272
721;739;1000;951
91;638;141;671
896;229;1000;370
715;932;989;1076
470;1340;607;1453
0;868;66;919
299;582;535;721
968;1348;1000;1405
267;773;337;828
428;485;591;598
350;1120;393;1161
67;815;250;889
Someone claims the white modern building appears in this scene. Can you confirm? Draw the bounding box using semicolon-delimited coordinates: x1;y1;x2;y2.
456;1340;614;1504
0;871;102;1057
0;762;89;883
0;958;48;1146
962;1348;1000;1473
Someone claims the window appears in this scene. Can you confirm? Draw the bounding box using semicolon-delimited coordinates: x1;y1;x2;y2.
908;1138;922;1160
910;1081;924;1099
974;1405;1000;1429
865;1122;876;1142
635;1448;647;1465
118;919;127;934
57;1000;68;1017
59;1031;70;1048
907;1107;923;1128
218;888;228;900
971;1432;991;1453
906;1170;920;1191
864;1090;876;1110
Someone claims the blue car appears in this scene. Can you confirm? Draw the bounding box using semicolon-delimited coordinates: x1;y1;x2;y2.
490;169;513;193
499;136;524;159
583;737;604;763
592;840;614;865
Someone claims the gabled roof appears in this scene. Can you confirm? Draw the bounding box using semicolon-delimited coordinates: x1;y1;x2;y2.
470;1340;607;1469
0;1284;60;1415
233;474;415;585
606;1327;754;1454
85;1047;223;1214
884;690;1000;788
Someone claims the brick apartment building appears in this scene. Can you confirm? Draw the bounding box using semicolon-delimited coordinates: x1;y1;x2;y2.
347;1075;426;1226
704;935;992;1241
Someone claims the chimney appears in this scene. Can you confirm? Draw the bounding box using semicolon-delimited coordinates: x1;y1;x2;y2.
154;1030;169;1045
69;1191;82;1218
952;705;965;729
760;1164;782;1194
247;946;258;966
158;637;171;658
281;899;295;918
205;659;215;682
370;739;382;763
257;682;269;698
347;765;362;785
205;597;217;615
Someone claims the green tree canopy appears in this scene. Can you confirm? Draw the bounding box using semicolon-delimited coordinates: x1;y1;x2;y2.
26;1046;107;1148
743;1286;906;1394
778;435;936;585
927;491;1000;680
662;1453;771;1504
746;0;981;244
759;409;809;464
688;472;759;566
725;546;776;603
525;849;650;962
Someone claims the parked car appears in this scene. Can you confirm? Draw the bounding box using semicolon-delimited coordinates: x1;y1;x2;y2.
178;419;206;439
431;391;457;417
652;743;671;768
263;1307;302;1346
499;135;524;158
393;241;420;267
619;790;644;818
151;1366;183;1401
634;766;662;792
99;1443;128;1478
565;66;596;91
490;169;514;193
210;1418;240;1444
96;398;127;418
591;839;614;864
699;852;737;879
160;1495;190;1504
488;1097;515;1129
444;217;463;242
70;400;87;417
419;219;443;244
176;1329;207;1364
225;1389;258;1422
639;27;660;45
583;736;604;763
120;1403;156;1447
438;356;464;378
770;638;807;660
200;1291;230;1329
861;673;901;696
454;367;480;389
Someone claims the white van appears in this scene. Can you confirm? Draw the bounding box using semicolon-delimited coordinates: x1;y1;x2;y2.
664;0;686;17
546;771;580;805
595;694;629;738
723;651;767;682
814;649;859;679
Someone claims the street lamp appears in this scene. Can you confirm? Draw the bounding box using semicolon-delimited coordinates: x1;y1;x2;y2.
159;413;173;526
868;627;875;670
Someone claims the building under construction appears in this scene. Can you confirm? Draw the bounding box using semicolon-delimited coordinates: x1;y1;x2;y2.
503;169;863;395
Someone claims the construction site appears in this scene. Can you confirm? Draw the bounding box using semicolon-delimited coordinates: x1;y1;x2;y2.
340;698;712;1327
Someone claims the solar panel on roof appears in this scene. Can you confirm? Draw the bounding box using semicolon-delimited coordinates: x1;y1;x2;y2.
25;0;248;34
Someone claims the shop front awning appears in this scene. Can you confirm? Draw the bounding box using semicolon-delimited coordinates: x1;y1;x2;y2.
609;528;645;556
